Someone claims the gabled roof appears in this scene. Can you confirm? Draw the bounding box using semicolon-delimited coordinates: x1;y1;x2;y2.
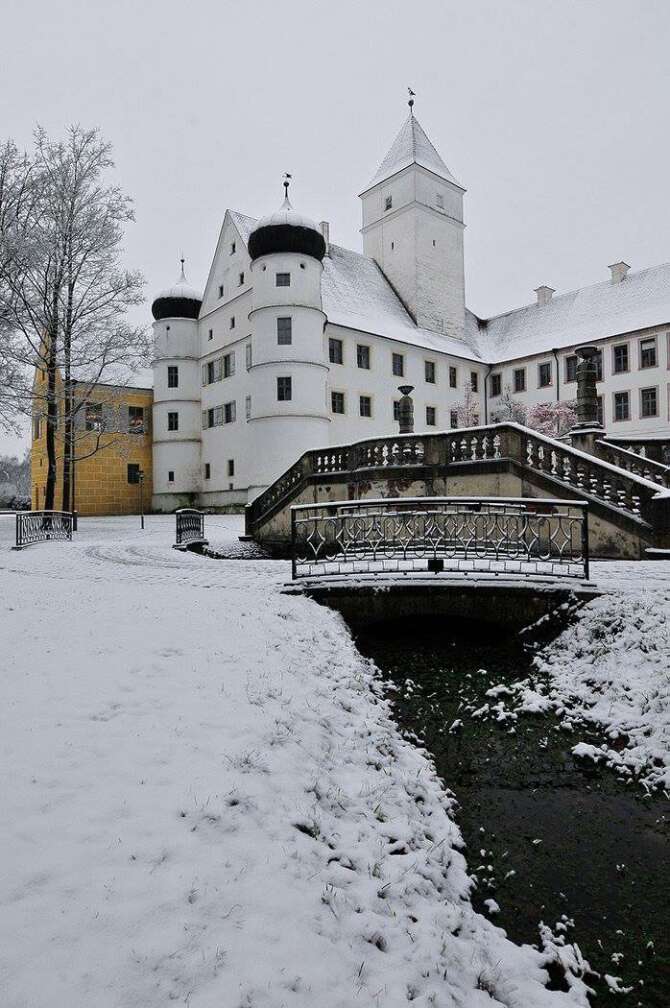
219;208;670;367
321;244;481;360
479;262;670;363
362;112;463;193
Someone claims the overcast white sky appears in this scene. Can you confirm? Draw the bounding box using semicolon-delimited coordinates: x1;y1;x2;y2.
2;0;670;455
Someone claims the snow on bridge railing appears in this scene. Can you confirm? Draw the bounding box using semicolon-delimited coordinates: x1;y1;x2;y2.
291;497;590;582
13;510;74;549
173;508;208;551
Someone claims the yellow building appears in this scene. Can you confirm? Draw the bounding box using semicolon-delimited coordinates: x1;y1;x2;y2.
31;372;153;516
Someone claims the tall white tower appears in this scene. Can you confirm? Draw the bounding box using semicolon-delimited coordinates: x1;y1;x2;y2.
246;187;329;495
360;103;466;339
150;263;203;510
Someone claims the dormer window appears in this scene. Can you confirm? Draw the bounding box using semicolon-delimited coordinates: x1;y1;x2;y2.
384;195;393;211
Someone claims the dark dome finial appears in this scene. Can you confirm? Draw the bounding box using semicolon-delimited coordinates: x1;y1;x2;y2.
151;259;202;321
248;185;326;263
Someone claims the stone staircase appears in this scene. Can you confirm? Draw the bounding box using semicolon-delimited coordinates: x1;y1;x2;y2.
245;423;670;559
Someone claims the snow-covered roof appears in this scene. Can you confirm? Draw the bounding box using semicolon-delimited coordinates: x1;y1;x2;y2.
224;207;670;366
480;262;670;363
322;244;482;360
153;264;202;303
252;196;319;235
362;112;463;193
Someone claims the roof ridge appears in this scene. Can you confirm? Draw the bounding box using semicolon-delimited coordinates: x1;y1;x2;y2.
482;259;670;325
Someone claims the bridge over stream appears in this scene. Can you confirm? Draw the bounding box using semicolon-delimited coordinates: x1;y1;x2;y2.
283;495;600;630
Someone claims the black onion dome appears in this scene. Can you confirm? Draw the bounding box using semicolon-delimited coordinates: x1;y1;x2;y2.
151;265;202;321
248;197;325;262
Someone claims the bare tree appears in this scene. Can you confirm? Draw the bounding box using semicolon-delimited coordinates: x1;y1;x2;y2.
0;126;149;510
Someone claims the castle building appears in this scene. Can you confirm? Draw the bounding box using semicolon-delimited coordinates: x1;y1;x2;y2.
143;105;670;510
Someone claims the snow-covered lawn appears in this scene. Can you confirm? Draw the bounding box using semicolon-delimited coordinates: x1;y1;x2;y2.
499;561;670;791
0;514;594;1008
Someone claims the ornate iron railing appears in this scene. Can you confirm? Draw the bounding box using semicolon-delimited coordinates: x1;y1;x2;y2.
174;508;207;549
15;510;74;548
291;497;590;581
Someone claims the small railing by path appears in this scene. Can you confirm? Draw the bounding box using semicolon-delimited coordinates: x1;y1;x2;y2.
291;497;590;581
174;508;207;550
14;510;74;548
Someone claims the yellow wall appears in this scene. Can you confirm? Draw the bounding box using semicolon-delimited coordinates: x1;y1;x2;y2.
31;373;154;516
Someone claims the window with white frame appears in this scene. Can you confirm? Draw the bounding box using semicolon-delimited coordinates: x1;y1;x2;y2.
490;374;502;397
614;391;630;421
513;368;526;393
167;365;179;388
641;386;658;417
223;352;235;378
565;355;578;383
426;405;436;426
331;391;345;414
359;395;372;417
277;317;292;345
449;366;457;388
538;362;552;388
425;360;436;384
613;343;629;374
357;344;370;369
640;337;657;369
392;352;404;377
223;401;236;423
277;376;291;401
329;337;343;364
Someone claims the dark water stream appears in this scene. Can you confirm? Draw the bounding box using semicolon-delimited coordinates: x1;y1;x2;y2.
355;618;670;1007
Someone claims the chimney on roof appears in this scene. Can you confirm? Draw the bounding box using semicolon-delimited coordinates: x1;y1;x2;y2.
319;221;330;256
609;261;630;284
534;285;555;307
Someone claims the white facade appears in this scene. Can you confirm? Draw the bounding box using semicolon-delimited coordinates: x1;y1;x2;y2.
151;110;670;510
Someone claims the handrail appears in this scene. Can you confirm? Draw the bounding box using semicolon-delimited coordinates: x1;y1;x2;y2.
14;510;74;548
174;508;207;549
291;496;590;581
246;423;669;538
596;439;670;487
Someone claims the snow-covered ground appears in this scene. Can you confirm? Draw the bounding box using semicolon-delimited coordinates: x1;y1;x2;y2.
0;514;595;1008
494;561;670;792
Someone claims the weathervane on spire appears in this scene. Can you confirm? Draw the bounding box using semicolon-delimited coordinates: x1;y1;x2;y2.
408;87;416;112
283;172;292;199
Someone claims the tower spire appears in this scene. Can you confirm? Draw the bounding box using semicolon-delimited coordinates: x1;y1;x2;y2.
179;255;186;282
282;172;292;203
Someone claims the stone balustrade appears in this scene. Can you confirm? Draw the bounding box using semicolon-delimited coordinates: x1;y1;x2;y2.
246;423;670;540
596;440;670;488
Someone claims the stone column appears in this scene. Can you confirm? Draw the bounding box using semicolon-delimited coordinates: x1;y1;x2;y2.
397;385;415;434
568;345;603;456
